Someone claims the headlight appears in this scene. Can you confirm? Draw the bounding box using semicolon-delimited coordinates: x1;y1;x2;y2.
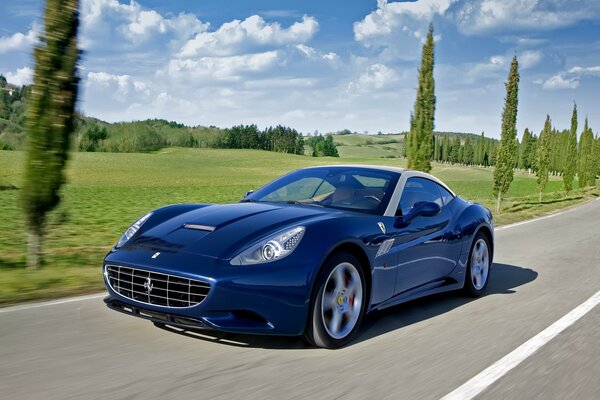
115;212;152;249
230;226;305;265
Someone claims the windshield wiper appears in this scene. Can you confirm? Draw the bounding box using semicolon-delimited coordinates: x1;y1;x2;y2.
272;200;323;207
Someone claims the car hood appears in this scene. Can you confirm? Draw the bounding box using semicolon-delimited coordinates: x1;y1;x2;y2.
129;202;337;259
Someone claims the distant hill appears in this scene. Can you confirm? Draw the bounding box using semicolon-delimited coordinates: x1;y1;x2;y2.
329;131;496;159
1;76;495;157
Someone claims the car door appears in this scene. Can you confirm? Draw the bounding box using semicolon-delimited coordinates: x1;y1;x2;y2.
391;177;457;295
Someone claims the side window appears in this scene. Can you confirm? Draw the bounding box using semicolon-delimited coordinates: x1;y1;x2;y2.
397;177;443;216
437;184;454;206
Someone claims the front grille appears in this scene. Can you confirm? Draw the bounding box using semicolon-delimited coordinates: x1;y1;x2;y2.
105;265;210;308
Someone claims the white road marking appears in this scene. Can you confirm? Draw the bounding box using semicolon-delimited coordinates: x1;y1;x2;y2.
440;289;600;400
0;293;106;314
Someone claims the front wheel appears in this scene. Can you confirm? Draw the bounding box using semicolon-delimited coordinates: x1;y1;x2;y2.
463;232;492;297
303;252;366;349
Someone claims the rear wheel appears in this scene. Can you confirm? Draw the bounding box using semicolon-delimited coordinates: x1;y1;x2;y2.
463;232;491;297
303;252;366;349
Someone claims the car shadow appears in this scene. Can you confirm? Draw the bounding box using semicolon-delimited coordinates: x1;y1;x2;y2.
352;262;537;345
153;262;537;350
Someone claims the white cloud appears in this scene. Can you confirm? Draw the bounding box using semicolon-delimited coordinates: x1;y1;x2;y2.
295;44;317;58
295;44;340;66
507;37;547;47
165;51;280;82
178;15;318;57
73;3;335;129
354;0;454;46
127;9;166;38
451;0;600;35
86;71;150;98
568;66;600;76
5;67;33;86
80;0;207;48
519;50;543;69
461;50;542;84
323;52;339;62
541;74;579;90
0;29;36;54
243;78;317;90
347;63;399;93
538;65;600;90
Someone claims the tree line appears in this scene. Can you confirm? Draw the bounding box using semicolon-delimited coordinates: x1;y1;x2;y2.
430;133;499;166
215;124;305;155
406;25;599;213
1;82;341;157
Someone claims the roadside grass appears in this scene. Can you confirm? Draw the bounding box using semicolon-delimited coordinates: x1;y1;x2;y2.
1;148;598;305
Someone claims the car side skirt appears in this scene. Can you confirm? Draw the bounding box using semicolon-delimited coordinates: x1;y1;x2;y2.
370;278;463;311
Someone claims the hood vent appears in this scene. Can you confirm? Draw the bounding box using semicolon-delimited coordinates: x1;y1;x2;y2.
183;224;216;232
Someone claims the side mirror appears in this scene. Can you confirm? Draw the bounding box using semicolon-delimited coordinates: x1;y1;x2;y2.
396;201;440;226
244;190;254;198
416;201;441;217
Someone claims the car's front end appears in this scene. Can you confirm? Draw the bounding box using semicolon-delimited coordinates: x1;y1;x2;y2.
102;202;340;336
103;248;316;335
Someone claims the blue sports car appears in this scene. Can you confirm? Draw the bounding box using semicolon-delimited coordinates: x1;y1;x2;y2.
103;165;493;348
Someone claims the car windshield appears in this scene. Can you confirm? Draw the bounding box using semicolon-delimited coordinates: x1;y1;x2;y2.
244;167;400;215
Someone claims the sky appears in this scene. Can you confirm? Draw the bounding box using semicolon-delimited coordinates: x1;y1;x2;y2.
1;0;599;138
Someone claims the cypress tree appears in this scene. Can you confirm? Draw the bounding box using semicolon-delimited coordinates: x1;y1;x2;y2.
563;104;578;192
407;24;435;172
514;138;521;169
596;137;600;182
537;115;552;202
463;137;474;165
578;118;594;187
589;126;596;187
449;136;460;164
493;56;519;213
442;135;449;163
475;133;485;166
518;128;531;171
548;128;562;175
21;0;81;269
595;136;600;180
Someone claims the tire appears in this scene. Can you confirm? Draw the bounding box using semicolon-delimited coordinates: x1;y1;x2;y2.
463;231;492;297
303;252;367;349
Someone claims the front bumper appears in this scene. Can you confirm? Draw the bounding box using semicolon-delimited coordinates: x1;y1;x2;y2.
103;247;318;336
105;297;214;331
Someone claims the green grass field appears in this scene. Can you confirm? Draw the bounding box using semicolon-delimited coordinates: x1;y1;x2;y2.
334;133;405;159
0;148;598;305
333;133;405;146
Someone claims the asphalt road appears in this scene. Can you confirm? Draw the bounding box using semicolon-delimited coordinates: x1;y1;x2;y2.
2;199;599;400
